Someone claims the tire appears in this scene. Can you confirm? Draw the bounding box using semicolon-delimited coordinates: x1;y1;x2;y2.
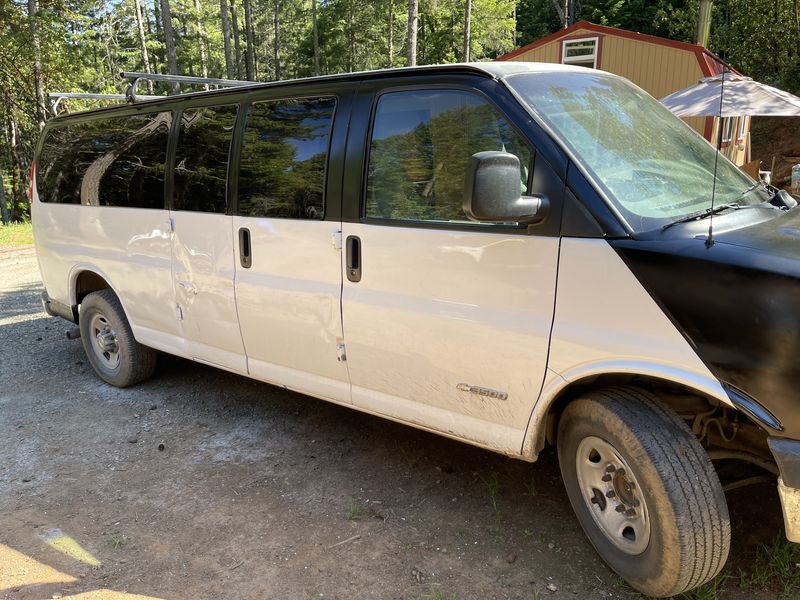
79;289;156;388
557;387;730;598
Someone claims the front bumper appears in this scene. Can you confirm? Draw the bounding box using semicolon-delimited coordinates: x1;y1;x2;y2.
768;438;800;542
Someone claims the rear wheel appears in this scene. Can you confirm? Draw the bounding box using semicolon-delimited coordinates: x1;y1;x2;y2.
557;387;730;597
79;289;156;387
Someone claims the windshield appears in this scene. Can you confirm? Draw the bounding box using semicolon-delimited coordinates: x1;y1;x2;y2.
506;71;769;232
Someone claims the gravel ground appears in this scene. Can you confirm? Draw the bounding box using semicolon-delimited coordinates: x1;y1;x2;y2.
0;245;788;600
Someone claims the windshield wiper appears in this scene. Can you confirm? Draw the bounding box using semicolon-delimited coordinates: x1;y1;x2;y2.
661;203;740;230
662;201;780;231
733;181;767;202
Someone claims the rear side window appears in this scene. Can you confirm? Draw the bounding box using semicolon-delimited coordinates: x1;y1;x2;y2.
237;97;335;219
173;104;238;213
366;90;531;224
38;112;171;208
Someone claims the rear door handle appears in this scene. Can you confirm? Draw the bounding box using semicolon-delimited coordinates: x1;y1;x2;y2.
346;235;361;282
239;227;252;268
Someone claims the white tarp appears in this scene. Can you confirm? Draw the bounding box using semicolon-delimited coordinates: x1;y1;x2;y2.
660;72;800;117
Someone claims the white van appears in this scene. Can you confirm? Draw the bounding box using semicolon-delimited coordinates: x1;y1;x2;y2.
31;62;800;598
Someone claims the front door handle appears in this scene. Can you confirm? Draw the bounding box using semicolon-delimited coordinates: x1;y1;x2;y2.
346;235;361;282
239;227;252;268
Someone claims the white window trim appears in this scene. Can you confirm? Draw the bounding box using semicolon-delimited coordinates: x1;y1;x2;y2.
721;117;735;143
737;115;747;142
562;37;599;69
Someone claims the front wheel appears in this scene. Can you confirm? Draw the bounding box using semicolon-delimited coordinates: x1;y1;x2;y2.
79;289;156;387
557;387;730;597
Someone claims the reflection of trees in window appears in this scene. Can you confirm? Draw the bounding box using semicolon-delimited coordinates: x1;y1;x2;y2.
39;113;171;208
366;91;530;222
174;105;238;213
238;97;335;220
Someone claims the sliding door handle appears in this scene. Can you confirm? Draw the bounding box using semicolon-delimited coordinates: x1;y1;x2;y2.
239;227;252;268
345;235;361;282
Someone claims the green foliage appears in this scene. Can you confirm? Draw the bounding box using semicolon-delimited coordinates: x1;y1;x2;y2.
2;0;800;222
0;222;34;247
711;0;800;95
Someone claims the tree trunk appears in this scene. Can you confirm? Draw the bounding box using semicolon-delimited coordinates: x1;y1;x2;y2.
243;0;255;80
512;3;516;46
133;0;154;93
463;0;471;62
230;0;242;78
193;0;209;82
220;0;234;78
348;1;355;72
273;0;281;80
406;0;418;66
160;0;179;91
6;115;25;222
388;0;393;67
28;0;45;130
0;169;9;224
312;0;320;75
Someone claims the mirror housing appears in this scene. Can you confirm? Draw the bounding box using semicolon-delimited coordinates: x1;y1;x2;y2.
463;151;548;225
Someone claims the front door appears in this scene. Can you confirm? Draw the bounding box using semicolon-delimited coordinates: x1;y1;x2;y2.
341;87;561;455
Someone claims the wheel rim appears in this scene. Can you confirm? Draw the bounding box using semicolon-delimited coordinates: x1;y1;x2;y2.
89;313;120;371
575;436;650;555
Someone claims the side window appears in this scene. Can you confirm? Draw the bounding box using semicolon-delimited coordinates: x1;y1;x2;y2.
38;112;171;208
237;97;335;219
173;104;238;213
366;89;531;224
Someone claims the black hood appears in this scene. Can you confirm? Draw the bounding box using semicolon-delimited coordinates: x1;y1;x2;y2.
611;209;800;439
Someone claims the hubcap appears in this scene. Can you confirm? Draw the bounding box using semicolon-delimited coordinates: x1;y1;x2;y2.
575;436;650;555
89;313;120;370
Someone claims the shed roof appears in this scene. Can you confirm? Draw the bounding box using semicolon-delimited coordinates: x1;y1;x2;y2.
497;21;738;77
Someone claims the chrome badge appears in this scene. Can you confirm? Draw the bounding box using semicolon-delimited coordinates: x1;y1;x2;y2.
456;383;508;401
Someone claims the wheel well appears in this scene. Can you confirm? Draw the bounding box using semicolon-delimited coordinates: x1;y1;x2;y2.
540;374;773;473
74;271;111;305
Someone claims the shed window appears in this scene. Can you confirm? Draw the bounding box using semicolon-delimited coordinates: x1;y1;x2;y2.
721;117;735;143
562;38;598;69
737;116;747;141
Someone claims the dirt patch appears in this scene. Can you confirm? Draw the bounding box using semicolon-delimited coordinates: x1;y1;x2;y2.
750;117;800;188
0;247;790;599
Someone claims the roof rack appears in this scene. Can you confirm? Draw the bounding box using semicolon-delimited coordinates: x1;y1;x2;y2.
47;72;260;116
48;92;162;115
120;71;257;103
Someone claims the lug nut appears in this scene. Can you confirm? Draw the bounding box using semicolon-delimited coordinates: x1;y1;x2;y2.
615;504;626;513
616;468;626;476
632;499;640;507
605;490;616;498
601;474;612;482
625;508;636;517
605;465;616;473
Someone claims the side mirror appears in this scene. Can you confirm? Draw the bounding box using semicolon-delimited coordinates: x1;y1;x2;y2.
463;151;548;224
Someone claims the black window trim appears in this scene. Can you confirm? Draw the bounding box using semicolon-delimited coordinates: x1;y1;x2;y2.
232;94;339;221
361;82;537;235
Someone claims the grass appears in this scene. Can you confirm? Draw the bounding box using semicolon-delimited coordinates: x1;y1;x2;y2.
480;471;500;514
109;535;125;549
0;221;33;246
347;504;361;521
737;536;800;598
427;586;456;600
